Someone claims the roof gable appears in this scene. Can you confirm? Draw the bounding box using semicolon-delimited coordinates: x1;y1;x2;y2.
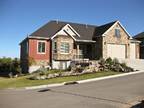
94;21;116;36
51;24;80;40
102;21;131;37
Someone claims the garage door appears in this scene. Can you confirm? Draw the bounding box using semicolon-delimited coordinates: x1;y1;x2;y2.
130;43;136;59
107;44;126;59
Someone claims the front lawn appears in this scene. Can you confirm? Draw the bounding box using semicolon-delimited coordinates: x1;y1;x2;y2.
0;71;122;89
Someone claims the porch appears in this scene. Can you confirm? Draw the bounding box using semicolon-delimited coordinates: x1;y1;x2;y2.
52;40;96;61
72;41;96;60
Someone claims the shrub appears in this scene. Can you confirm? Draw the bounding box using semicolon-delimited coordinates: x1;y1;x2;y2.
71;65;84;73
105;57;113;65
98;58;134;72
113;58;119;65
98;58;108;71
0;57;21;77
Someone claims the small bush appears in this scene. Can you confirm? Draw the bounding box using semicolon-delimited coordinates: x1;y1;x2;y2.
105;57;113;65
98;57;134;72
0;57;21;77
113;58;119;65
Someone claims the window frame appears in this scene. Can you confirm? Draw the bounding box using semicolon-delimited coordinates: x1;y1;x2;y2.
37;41;46;54
60;42;70;54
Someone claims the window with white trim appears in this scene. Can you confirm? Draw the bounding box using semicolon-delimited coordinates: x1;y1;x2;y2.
38;42;46;53
60;42;69;53
115;28;121;37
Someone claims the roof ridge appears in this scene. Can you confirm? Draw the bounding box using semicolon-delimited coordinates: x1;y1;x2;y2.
98;20;117;27
50;20;98;27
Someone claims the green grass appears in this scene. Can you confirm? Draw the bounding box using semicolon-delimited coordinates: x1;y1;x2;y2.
0;71;122;89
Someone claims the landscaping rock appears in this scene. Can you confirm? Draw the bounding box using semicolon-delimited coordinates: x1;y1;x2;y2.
47;74;56;79
40;75;47;80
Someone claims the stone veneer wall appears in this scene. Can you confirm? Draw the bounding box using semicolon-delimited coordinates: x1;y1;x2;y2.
53;35;74;60
102;23;130;59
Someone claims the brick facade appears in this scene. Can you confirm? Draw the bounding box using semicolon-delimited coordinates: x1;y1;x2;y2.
20;38;51;73
28;38;51;65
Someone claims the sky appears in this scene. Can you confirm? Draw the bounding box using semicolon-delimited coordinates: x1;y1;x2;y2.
0;0;144;58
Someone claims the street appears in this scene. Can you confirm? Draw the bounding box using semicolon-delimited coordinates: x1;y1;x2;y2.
0;72;144;108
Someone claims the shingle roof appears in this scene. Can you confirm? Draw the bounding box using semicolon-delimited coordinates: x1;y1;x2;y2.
94;21;116;36
30;20;116;40
133;32;144;39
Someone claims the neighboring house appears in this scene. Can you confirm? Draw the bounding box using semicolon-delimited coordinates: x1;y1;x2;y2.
20;20;140;73
133;32;144;59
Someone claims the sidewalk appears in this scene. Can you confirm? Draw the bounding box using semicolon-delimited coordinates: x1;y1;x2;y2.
25;70;144;90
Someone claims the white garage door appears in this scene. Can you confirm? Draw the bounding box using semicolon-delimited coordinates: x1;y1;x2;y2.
130;43;136;59
107;44;126;59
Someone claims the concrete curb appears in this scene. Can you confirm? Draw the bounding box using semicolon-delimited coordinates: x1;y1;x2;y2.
25;70;144;90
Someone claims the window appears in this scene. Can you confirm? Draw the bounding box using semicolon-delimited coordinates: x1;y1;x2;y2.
38;42;46;53
60;42;69;53
53;41;57;53
115;28;120;37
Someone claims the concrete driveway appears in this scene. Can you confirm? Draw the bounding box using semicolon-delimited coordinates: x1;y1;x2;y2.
0;72;144;108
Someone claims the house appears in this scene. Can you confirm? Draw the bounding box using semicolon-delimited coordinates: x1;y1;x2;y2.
20;20;140;73
133;32;144;59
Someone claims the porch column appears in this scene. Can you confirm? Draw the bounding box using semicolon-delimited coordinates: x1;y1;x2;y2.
77;44;79;59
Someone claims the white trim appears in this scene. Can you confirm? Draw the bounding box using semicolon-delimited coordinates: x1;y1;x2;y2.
130;39;141;43
51;24;80;40
102;21;131;37
118;21;131;37
63;30;76;41
67;24;80;37
37;40;46;54
60;42;70;54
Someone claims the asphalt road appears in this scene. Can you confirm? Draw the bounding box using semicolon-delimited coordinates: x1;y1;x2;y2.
0;72;144;108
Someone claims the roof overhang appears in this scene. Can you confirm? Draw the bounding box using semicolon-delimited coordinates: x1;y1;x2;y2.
130;39;141;43
28;36;50;40
19;36;50;45
76;40;96;43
